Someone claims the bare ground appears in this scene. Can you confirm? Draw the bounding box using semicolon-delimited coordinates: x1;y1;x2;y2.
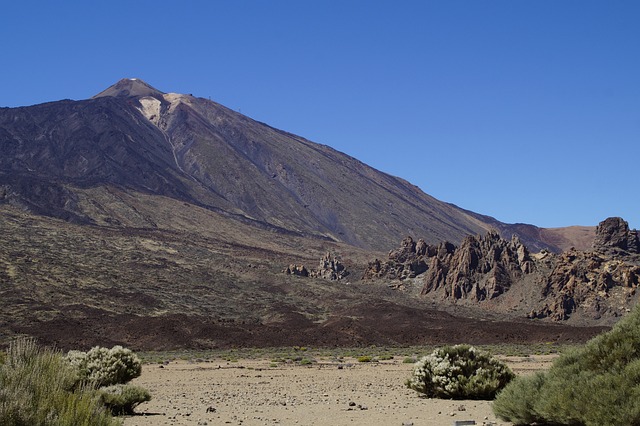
123;355;554;426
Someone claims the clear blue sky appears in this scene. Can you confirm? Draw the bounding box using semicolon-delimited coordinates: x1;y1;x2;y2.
1;1;638;229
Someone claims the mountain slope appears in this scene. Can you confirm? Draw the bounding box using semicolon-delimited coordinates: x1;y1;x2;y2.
1;78;557;251
0;203;607;350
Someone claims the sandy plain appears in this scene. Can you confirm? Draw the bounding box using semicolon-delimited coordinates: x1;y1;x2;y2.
123;355;553;426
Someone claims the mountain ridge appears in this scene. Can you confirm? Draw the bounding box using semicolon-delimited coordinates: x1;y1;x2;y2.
2;78;527;251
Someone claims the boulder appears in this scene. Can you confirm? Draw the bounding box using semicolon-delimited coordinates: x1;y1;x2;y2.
284;264;309;277
593;217;640;254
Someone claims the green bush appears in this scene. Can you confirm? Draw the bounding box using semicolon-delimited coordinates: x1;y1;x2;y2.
357;355;373;363
0;338;119;426
491;372;546;425
406;344;514;399
494;304;640;426
66;346;142;387
98;384;152;415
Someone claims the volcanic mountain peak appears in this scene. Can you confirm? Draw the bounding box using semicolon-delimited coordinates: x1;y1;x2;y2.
0;78;591;251
93;78;165;100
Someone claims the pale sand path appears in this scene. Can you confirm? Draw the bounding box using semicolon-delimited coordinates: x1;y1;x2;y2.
123;356;553;426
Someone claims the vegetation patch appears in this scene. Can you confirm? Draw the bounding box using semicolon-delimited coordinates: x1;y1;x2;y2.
494;303;640;425
406;344;514;399
0;338;119;425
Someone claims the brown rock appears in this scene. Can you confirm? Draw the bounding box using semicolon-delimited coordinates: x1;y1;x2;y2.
541;248;640;320
309;252;349;281
593;217;640;254
421;230;534;301
363;236;431;280
284;264;309;277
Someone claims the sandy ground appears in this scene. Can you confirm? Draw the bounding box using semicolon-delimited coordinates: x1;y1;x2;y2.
123;355;554;426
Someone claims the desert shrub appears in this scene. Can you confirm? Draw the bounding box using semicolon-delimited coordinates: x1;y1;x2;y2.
357;355;372;363
406;344;514;399
0;338;118;426
494;304;640;426
98;384;152;415
492;372;547;425
66;346;142;387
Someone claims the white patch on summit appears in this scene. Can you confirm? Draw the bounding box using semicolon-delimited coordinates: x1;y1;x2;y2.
137;96;162;126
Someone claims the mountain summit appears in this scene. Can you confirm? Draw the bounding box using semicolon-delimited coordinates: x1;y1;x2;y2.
0;79;573;251
93;78;165;99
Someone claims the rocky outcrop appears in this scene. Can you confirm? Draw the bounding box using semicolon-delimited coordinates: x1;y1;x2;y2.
529;249;640;321
284;264;309;277
365;218;640;322
309;252;349;280
593;217;640;255
529;218;640;320
285;252;348;281
363;232;534;301
420;231;534;301
362;237;454;281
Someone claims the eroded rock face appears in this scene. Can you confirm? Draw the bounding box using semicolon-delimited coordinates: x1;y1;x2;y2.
593;217;640;255
420;231;534;301
529;249;640;320
363;231;533;301
361;236;452;281
364;218;640;322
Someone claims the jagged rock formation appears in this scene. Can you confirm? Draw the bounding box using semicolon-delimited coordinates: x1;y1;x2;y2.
285;252;348;281
364;218;640;323
363;233;533;301
362;236;445;281
531;217;640;320
421;231;534;301
530;249;640;320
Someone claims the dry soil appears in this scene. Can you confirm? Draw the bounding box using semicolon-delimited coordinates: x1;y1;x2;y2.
123;355;554;426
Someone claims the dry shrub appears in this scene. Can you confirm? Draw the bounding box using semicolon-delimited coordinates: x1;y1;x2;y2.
406;344;514;399
0;338;118;426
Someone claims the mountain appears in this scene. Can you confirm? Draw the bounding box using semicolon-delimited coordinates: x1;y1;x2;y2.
0;78;611;350
1;78;569;252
